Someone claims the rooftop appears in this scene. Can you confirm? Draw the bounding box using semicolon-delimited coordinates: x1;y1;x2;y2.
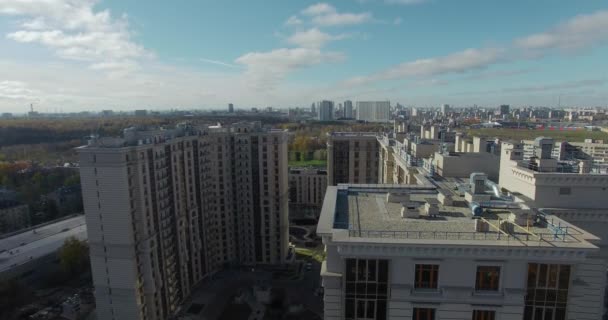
318;184;598;249
80;121;287;149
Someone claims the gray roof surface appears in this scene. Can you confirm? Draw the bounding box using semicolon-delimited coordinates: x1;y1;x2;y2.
320;184;597;249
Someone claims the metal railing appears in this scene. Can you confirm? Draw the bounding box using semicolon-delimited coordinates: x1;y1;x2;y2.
348;229;579;245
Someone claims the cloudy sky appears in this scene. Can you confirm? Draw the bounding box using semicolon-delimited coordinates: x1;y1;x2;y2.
0;0;607;112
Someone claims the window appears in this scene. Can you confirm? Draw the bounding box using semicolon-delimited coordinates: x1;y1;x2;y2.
413;308;435;320
473;310;495;320
475;266;500;291
524;264;570;320
415;264;439;289
345;259;388;320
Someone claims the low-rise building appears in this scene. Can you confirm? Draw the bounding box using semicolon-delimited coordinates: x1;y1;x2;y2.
499;138;608;209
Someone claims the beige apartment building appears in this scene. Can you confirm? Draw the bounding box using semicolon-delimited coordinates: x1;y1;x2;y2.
289;167;328;209
327;132;380;186
78;122;289;320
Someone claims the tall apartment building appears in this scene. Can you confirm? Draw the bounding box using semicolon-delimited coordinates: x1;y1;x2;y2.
318;184;605;320
344;100;354;119
327;133;380;186
356;101;391;122
318;100;334;121
289;167;328;209
78;122;289;320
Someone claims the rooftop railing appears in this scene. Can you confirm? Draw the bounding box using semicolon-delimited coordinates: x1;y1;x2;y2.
348;228;580;246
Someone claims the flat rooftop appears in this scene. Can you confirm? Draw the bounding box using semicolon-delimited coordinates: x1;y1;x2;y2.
0;215;87;273
319;184;598;249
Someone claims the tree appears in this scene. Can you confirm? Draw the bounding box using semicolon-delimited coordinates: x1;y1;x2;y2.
58;237;90;274
63;174;80;187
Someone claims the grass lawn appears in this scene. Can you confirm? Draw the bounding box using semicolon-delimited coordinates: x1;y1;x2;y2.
466;128;608;142
288;159;327;167
295;247;326;263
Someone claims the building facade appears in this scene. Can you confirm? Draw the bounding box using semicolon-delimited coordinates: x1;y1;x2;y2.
318;184;605;320
78;122;289;320
344;100;354;119
318;100;335;121
356;101;390;123
327;133;380;186
289;167;328;209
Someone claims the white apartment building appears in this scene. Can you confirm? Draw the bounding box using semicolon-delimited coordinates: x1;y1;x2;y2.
356;101;391;123
327;133;380;186
318;184;605;320
344;100;354;119
499;138;608;209
78;122;289;320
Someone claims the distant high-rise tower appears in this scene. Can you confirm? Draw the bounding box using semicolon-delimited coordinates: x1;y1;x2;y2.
228;103;234;113
311;102;317;116
344;100;353;118
441;104;450;115
500;104;510;115
317;100;334;121
356;101;391;122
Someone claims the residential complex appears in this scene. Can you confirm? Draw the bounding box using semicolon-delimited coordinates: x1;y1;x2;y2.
318;183;604;320
320;121;608;320
78;122;290;320
327;132;380;186
356;101;391;123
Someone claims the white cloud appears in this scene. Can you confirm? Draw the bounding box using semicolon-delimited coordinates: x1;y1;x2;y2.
235;48;345;90
285;15;302;26
343;47;504;87
300;3;371;26
287;28;349;49
199;58;239;68
502;79;607;94
0;80;37;100
0;0;148;74
312;12;372;26
515;10;608;51
301;3;336;16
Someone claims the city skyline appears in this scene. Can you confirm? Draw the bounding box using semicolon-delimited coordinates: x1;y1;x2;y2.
0;1;607;112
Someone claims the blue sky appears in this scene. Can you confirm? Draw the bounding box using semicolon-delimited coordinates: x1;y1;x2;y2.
0;0;607;112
